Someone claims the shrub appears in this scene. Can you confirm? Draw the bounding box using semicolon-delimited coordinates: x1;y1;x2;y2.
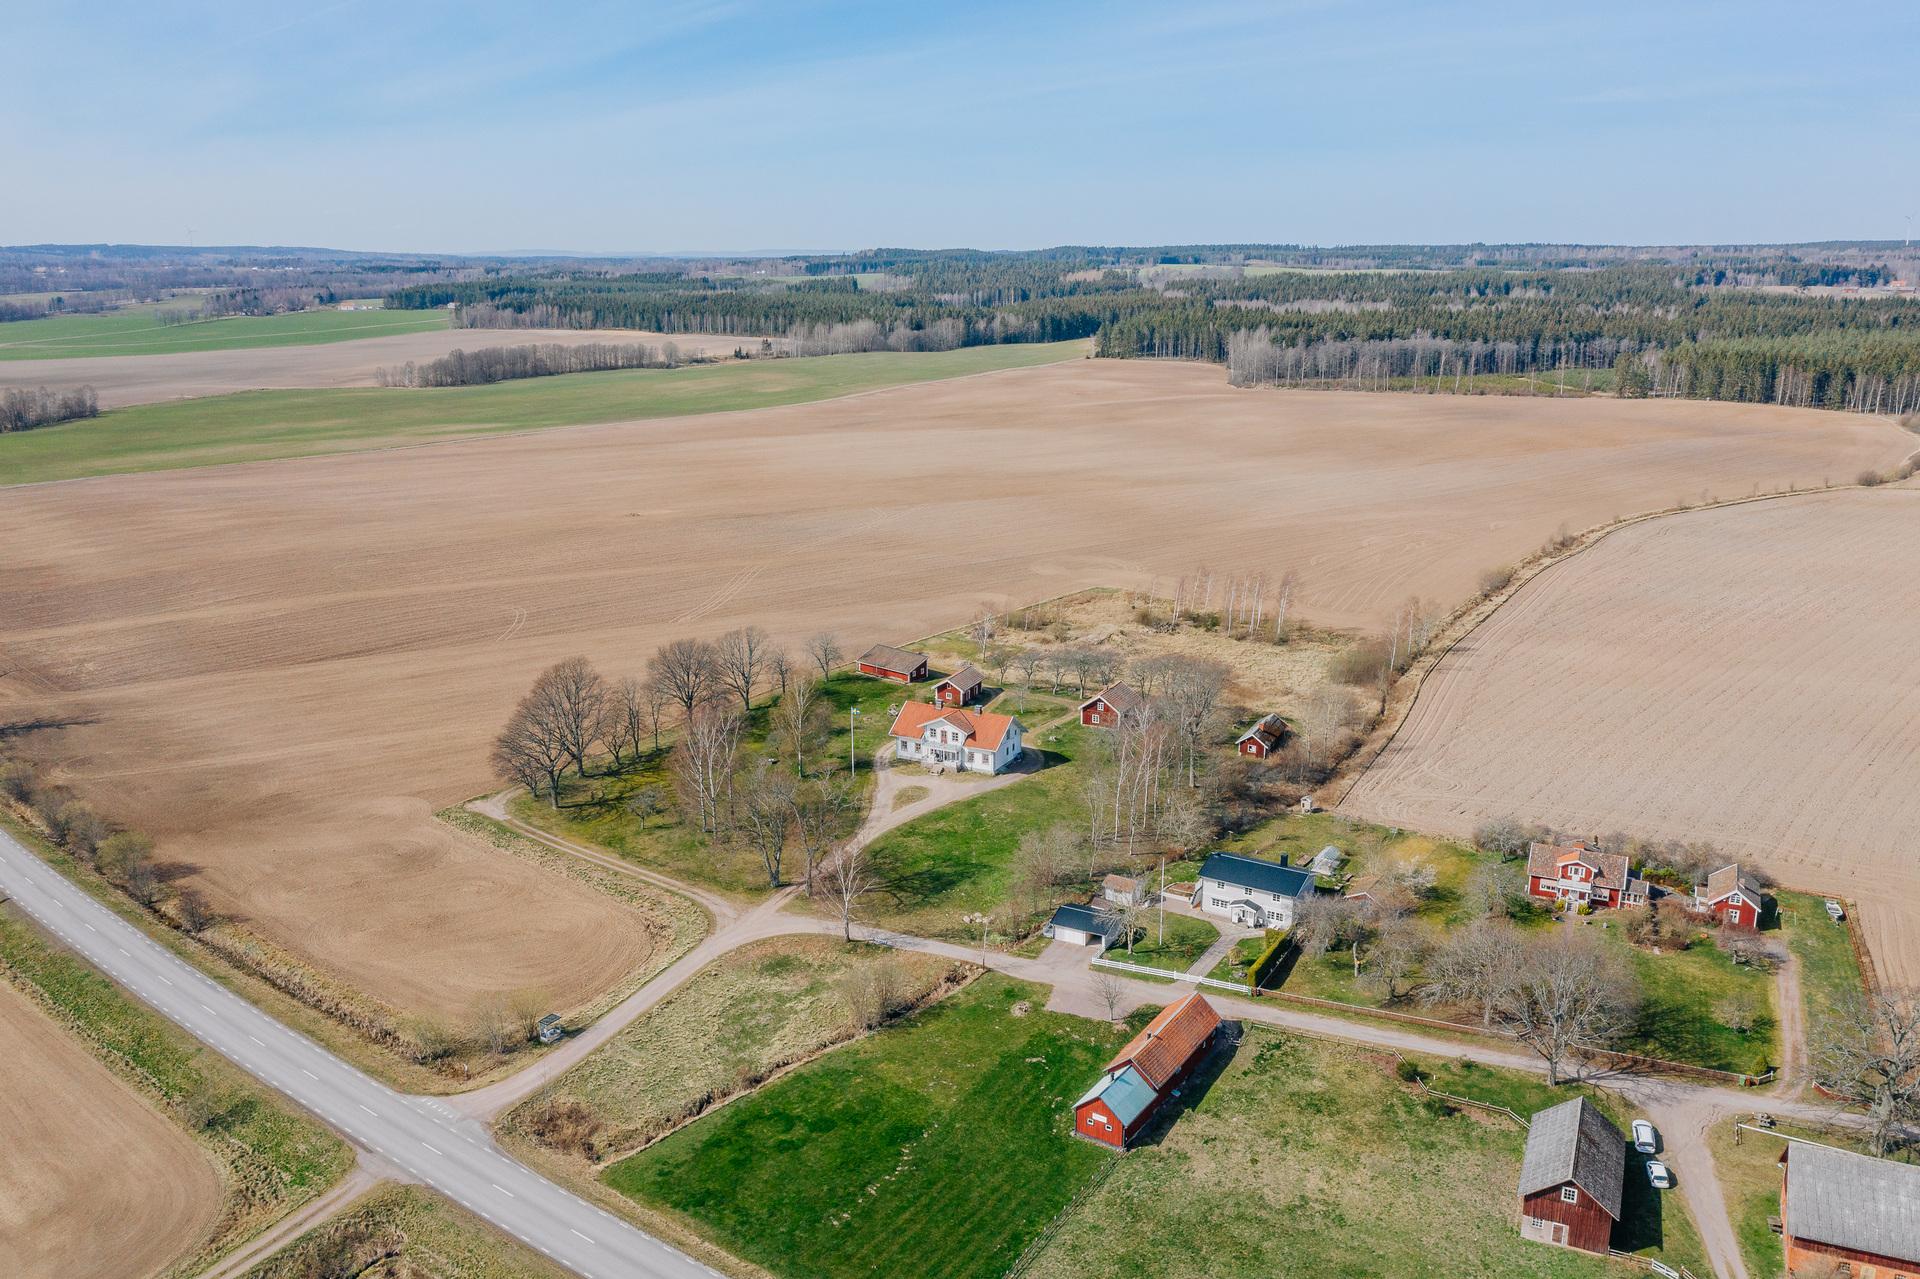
0;759;35;804
95;830;155;884
1394;1058;1423;1083
527;1099;605;1160
173;887;218;934
1858;468;1887;487
1246;929;1292;990
1477;564;1515;596
55;801;111;860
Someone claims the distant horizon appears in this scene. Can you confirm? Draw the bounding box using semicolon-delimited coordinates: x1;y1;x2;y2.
9;2;1916;252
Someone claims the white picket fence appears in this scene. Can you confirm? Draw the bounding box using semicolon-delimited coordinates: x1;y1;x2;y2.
1090;953;1252;997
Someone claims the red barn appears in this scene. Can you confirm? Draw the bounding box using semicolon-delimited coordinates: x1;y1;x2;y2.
856;643;927;684
1235;713;1286;759
1073;993;1221;1149
1693;863;1765;930
1780;1140;1920;1279
1079;681;1144;729
1518;1097;1625;1255
932;664;984;706
1526;839;1649;910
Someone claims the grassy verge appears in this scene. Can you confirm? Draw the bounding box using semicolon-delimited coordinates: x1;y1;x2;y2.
1;339;1085;485
1598;922;1778;1075
0;305;446;360
1776;889;1869;1058
1110;912;1219;975
499;936;970;1160
861;723;1095;940
605;975;1126;1279
1206;933;1269;985
1023;1028;1707;1279
240;1183;568;1279
0;901;351;1277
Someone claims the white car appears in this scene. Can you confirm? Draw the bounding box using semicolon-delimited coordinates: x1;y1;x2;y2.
1632;1119;1658;1154
1825;899;1846;921
1646;1160;1673;1189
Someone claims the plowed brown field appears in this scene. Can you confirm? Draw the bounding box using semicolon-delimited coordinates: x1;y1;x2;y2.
0;327;761;409
1;359;1908;1016
0;981;220;1278
1342;488;1920;985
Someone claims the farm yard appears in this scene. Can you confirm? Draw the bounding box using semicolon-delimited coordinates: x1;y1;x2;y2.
0;357;1908;1039
1022;1027;1709;1279
604;976;1126;1279
1341;488;1920;989
0;324;765;410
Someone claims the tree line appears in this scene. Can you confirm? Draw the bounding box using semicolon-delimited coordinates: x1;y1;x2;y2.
1;384;98;432
374;341;698;388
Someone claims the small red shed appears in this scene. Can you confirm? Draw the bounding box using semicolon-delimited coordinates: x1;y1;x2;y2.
857;643;928;684
1694;863;1765;930
1518;1097;1625;1255
1079;681;1144;729
933;664;984;706
1235;713;1286;759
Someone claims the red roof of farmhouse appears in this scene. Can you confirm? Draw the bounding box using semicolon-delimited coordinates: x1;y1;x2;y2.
1106;992;1222;1090
888;702;1019;750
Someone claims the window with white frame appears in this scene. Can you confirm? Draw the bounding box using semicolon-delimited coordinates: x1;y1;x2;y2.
1560;1185;1578;1204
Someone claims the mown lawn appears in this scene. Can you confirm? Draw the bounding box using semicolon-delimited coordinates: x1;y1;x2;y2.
1601;922;1778;1075
1;339;1086;485
501;937;964;1157
0;305;445;359
863;723;1093;939
1111;911;1218;975
0;900;351;1274
1024;1029;1708;1279
509;671;923;896
1776;889;1868;1062
605;976;1126;1279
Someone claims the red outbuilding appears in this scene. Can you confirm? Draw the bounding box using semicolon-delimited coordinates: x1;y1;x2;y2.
856;643;928;683
1072;993;1222;1149
1693;863;1766;930
932;664;984;706
1518;1097;1625;1255
1079;681;1144;729
1235;713;1286;759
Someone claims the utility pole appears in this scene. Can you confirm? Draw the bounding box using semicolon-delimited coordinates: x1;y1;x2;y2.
1158;857;1166;944
849;706;862;775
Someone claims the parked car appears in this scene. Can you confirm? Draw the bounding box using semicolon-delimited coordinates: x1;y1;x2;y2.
1632;1119;1658;1154
1824;899;1846;921
1646;1160;1673;1189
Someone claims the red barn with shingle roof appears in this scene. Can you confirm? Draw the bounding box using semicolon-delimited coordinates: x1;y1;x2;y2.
1072;993;1222;1149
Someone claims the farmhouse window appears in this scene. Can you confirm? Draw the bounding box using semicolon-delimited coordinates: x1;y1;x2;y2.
1560;1186;1578;1204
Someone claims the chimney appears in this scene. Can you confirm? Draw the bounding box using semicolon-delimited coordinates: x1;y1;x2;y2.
1277;853;1289;867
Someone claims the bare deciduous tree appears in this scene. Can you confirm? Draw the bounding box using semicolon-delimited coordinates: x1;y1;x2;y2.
1424;920;1524;1027
1815;988;1920;1155
1159;656;1230;787
1092;970;1128;1022
492;702;569;806
805;633;844;682
671;701;742;835
1496;933;1639;1084
791;777;856;893
649;638;719;723
1010;647;1045;688
523;657;610;776
1359;914;1429;1002
715;626;771;713
771;677;829;775
826;840;877;941
738;763;796;887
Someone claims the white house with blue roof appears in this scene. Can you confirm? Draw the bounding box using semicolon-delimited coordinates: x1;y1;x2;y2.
1191;851;1315;929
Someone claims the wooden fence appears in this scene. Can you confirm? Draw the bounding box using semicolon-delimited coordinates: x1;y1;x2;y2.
1003;1151;1120;1278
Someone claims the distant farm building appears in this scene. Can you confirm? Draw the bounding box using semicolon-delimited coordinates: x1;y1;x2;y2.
1235;713;1287;759
1778;1140;1920;1278
932;664;985;706
888;702;1023;774
1192;851;1313;929
1044;902;1121;947
1694;863;1767;930
1526;840;1649;910
1073;993;1223;1148
857;644;928;683
1518;1097;1625;1255
1080;681;1145;728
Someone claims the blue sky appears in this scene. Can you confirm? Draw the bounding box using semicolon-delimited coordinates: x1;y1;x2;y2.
4;0;1916;253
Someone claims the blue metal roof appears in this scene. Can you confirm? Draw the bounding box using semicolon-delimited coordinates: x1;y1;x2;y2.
1048;903;1119;936
1197;851;1314;899
1075;1065;1158;1127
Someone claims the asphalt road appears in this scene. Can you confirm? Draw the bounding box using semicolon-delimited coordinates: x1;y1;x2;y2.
0;825;714;1279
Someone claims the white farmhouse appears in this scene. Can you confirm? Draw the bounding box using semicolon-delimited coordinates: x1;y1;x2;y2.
887;702;1024;775
1191;851;1315;929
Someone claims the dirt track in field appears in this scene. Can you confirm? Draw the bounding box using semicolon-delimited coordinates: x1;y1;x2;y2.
0;327;761;409
0;359;1908;1018
1342;488;1920;987
0;980;220;1278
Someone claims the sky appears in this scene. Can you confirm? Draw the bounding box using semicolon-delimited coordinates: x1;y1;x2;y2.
4;0;1917;254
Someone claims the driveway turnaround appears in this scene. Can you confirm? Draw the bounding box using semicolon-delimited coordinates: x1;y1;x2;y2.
0;826;713;1279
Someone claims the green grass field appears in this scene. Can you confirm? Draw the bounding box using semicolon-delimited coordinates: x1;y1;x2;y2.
0;899;351;1275
500;937;963;1157
1024;1028;1707;1279
1;340;1086;485
605;975;1126;1279
1776;890;1868;1067
0;305;445;360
